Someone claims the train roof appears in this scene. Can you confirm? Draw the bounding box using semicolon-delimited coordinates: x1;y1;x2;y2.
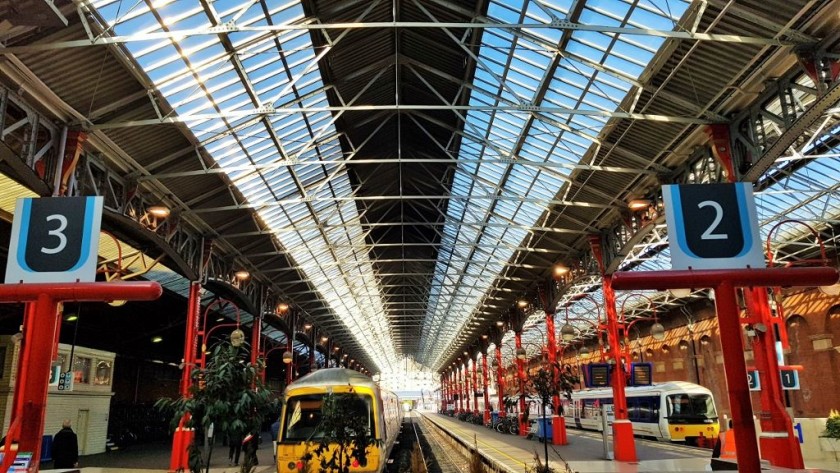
573;381;712;396
286;368;378;393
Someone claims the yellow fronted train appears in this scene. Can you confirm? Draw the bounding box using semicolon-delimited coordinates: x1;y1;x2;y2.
562;381;719;445
276;368;402;473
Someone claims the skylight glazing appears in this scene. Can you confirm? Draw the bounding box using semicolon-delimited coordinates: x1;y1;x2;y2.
419;0;690;368
90;0;398;371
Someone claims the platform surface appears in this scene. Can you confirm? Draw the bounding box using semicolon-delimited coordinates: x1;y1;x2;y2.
31;417;840;473
421;412;840;473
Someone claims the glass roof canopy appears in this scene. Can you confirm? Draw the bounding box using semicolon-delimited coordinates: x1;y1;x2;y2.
417;0;690;367
93;0;398;371
87;0;695;372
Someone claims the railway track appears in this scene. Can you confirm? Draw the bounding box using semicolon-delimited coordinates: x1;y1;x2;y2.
388;412;470;473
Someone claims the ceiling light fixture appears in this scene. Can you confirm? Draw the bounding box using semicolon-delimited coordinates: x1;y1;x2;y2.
147;205;171;218
628;199;651;211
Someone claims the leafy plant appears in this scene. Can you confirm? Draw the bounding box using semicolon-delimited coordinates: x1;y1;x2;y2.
156;340;277;473
823;409;840;439
301;391;376;473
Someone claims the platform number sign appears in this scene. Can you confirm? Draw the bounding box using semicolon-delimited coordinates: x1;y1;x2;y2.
662;183;765;270
4;197;103;284
747;370;760;391
780;369;800;390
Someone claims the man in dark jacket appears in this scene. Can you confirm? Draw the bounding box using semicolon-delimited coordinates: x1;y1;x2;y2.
52;419;79;469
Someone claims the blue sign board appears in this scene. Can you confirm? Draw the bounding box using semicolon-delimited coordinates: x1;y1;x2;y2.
5;197;103;283
662;183;764;270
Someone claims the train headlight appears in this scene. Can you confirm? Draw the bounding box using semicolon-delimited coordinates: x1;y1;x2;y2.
288;462;296;470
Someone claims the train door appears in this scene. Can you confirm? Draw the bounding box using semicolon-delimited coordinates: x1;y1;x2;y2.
656;393;669;440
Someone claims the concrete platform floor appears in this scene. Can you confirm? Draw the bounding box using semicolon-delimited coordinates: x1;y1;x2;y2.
419;412;840;473
30;416;840;473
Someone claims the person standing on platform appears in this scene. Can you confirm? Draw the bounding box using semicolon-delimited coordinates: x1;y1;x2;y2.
52;419;79;469
228;431;243;466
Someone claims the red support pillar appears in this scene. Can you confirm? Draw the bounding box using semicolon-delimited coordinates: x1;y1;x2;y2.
495;345;505;417
590;235;637;462
171;281;200;473
180;282;200;396
0;282;161;473
471;355;479;414
603;276;637;461
465;362;471;412
441;374;447;412
482;351;491;424
544;309;559;412
611;267;837;473
516;331;528;436
251;314;261;367
457;365;464;413
716;283;762;473
744;287;804;468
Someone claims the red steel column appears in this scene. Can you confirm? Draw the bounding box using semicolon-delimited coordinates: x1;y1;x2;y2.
251;315;261;367
471;355;479;414
0;282;161;473
457;365;464;413
464;362;471;412
482;352;491;423
591;235;637;461
745;287;803;468
171;281;200;473
16;294;60;472
716;283;762;473
544;309;559;411
612;267;837;473
516;331;528;436
180;282;200;396
603;276;637;461
495;345;505;417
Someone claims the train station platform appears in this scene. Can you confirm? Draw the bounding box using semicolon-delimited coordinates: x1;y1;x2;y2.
420;412;840;473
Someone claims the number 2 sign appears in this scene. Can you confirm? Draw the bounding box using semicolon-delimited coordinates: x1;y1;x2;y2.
5;197;103;283
662;183;765;270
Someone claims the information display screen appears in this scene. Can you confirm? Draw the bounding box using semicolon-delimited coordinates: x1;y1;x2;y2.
586;363;612;388
630;362;653;386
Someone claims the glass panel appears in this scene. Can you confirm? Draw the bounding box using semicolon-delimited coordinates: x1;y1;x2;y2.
666;394;717;423
73;357;91;384
94;360;113;386
282;393;373;441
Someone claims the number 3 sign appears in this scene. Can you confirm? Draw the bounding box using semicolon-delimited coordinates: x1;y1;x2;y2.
5;197;104;283
662;183;765;270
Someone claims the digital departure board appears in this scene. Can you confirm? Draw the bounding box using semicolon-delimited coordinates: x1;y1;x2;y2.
630;362;653;386
586;363;612;388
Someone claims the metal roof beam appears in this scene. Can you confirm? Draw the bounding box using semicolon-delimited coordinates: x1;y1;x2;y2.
0;20;805;55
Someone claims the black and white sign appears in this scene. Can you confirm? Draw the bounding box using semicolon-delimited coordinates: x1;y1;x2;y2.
748;369;760;391
57;371;74;391
662;183;764;270
4;197;103;283
780;369;800;390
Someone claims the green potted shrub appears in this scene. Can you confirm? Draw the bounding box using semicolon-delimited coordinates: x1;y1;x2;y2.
820;409;840;452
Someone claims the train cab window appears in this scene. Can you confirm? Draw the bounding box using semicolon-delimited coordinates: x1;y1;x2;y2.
283;393;374;441
665;394;717;424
